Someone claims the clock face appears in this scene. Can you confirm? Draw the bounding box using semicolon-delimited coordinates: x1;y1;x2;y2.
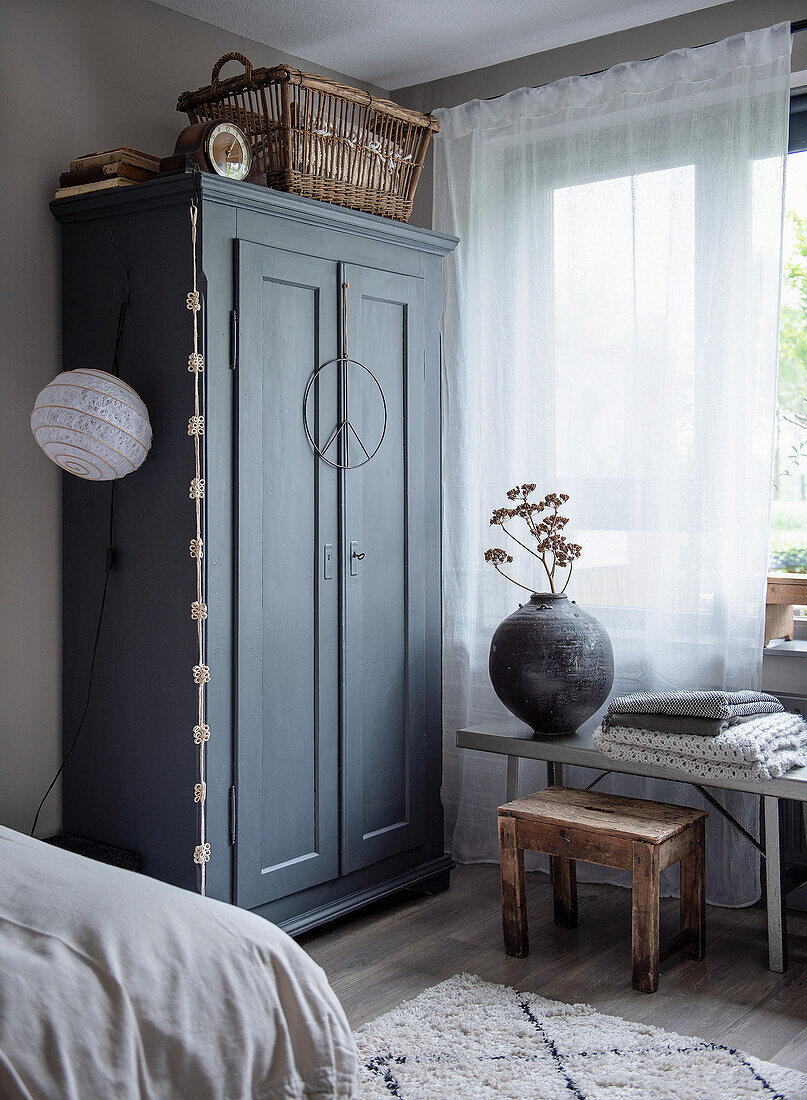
206;122;252;180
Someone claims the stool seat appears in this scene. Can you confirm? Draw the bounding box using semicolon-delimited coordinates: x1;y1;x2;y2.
500;786;706;845
497;786;707;993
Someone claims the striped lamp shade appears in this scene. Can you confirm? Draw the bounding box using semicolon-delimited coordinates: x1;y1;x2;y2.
31;369;152;481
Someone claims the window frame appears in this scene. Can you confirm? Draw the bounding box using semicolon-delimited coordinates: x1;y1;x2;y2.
790;89;807;153
767;89;807;609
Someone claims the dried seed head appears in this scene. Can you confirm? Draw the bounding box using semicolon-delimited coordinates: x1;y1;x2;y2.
484;547;513;564
490;507;514;525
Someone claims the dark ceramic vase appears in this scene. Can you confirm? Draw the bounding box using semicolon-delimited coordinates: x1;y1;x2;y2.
488;593;614;735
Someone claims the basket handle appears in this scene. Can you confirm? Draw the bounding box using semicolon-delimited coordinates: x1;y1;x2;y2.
211;52;256;92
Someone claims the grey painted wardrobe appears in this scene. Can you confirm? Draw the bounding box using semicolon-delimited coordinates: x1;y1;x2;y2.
54;174;457;933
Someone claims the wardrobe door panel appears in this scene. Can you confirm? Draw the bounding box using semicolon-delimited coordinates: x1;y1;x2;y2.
342;264;427;873
236;241;339;909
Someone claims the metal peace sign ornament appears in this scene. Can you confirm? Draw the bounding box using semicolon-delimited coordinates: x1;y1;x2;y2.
303;356;388;470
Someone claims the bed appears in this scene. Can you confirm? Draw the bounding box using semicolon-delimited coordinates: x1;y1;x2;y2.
0;826;358;1098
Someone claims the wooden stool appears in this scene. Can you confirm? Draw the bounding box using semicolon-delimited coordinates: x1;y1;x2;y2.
498;786;707;993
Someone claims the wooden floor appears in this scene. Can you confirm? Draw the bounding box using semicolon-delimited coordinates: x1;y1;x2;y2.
300;864;807;1073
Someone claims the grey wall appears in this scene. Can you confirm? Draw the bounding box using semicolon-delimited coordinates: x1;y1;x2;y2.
4;0;803;841
395;0;807;228
0;0;385;837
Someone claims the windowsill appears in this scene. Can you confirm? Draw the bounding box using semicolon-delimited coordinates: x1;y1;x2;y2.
764;638;807;658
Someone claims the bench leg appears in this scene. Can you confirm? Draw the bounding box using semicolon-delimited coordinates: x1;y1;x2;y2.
547;761;564;787
764;795;787;973
506;756;520;802
498;815;528;958
680;818;706;961
632;841;660;993
551;856;578;929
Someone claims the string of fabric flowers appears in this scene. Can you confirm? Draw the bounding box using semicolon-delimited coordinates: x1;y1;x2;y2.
187;199;210;893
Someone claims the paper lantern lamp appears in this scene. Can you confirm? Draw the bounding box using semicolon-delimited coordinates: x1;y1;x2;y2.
31;368;152;480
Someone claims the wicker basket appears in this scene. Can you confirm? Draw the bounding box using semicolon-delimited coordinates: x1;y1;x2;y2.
177;54;440;222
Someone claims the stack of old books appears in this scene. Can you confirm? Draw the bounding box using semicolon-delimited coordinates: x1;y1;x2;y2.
55;148;159;199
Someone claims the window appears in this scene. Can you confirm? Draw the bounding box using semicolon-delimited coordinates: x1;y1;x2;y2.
770;93;807;598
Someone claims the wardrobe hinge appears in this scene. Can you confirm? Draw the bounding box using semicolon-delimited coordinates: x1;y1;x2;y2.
229;309;238;370
229;784;237;845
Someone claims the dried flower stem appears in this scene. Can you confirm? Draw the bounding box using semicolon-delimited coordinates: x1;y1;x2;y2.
522;505;555;589
498;522;541;561
493;563;536;594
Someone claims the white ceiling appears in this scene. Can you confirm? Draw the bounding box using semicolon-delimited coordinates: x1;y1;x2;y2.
153;0;737;90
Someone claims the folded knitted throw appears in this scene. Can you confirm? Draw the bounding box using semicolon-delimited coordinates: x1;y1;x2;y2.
601;712;755;738
594;711;807;782
607;689;784;721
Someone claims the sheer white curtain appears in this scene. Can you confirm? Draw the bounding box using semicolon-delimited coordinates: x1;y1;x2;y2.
434;24;791;906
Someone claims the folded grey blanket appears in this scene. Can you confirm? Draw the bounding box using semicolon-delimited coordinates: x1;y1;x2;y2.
594;711;807;782
601;712;756;737
607;689;784;721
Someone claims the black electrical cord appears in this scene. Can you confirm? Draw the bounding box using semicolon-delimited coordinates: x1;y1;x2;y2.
30;492;116;837
30;273;129;838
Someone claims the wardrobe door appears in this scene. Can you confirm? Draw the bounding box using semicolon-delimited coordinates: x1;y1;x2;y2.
341;263;427;873
235;241;340;909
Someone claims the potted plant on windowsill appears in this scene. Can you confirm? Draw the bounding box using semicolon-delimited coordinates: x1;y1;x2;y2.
485;486;614;736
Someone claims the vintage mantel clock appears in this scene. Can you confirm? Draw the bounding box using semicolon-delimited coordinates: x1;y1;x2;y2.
160;121;260;182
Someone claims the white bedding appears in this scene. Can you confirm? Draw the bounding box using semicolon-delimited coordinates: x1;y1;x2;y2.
0;827;358;1099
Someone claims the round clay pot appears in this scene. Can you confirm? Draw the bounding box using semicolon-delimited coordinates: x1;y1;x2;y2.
488;593;614;735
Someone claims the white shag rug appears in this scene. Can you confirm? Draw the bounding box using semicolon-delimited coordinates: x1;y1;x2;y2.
354;974;807;1099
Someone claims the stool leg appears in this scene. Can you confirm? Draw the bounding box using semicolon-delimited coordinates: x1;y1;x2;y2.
680;819;706;961
498;815;528;958
632;841;660;993
551;857;578;929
